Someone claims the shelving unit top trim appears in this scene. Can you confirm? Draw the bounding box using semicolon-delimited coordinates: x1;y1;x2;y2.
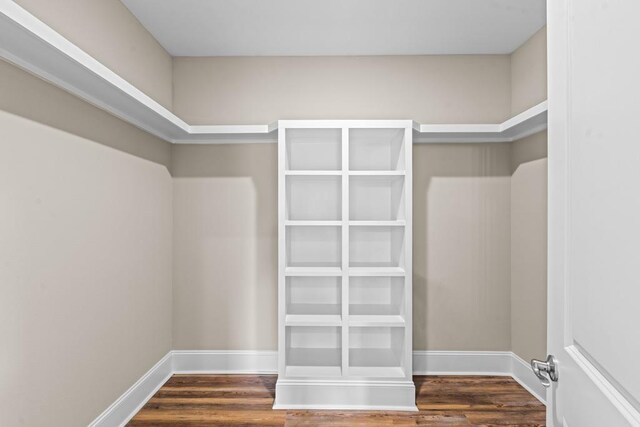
278;120;414;129
0;1;546;145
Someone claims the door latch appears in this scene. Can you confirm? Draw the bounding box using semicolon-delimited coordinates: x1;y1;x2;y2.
531;355;558;387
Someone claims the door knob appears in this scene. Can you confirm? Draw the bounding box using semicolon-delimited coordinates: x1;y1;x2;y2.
531;355;558;387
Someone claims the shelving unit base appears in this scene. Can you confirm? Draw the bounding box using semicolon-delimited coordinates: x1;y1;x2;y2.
273;379;417;411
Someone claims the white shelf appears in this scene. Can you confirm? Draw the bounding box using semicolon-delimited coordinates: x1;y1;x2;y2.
350;304;402;316
285;267;342;276
286;314;342;327
349;220;405;227
349;171;405;176
349;315;405;327
349;267;406;276
0;2;546;146
285;171;342;176
285;220;342;226
287;303;341;316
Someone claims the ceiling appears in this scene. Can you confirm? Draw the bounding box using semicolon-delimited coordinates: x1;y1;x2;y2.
122;0;546;57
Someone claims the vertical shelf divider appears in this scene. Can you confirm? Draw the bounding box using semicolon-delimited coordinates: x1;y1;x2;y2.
402;126;413;381
277;122;286;376
341;127;350;377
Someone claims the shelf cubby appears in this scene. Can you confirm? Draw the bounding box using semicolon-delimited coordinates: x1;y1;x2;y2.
286;276;341;325
349;128;406;171
287;175;341;221
350;175;405;221
349;326;405;378
349;226;405;268
286;225;341;269
286;326;342;377
350;276;404;316
286;128;342;171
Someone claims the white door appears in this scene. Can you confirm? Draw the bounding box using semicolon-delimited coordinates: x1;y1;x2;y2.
546;0;640;425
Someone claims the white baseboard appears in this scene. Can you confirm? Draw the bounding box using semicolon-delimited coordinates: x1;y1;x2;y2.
413;350;545;403
510;353;546;404
88;349;545;425
88;352;173;427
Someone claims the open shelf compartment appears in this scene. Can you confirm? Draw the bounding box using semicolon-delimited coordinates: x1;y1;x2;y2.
350;175;405;221
286;326;342;377
286;276;342;326
286;128;342;171
286;225;341;269
349;226;405;268
287;175;341;221
349;326;405;378
349;276;405;325
349;128;406;171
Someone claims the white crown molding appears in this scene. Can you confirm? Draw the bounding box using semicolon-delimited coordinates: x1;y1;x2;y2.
0;0;546;145
88;350;545;426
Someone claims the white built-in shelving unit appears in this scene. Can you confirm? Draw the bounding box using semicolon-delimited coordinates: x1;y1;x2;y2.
275;120;416;410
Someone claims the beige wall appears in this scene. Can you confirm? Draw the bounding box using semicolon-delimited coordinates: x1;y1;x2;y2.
15;0;173;109
510;131;548;362
413;144;512;350
173;55;511;125
171;54;515;351
509;26;548;362
0;111;173;426
172;144;277;350
171;142;512;351
0;59;171;169
169;49;549;352
511;27;547;115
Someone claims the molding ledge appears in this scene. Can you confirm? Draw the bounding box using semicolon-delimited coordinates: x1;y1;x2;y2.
412;102;548;143
0;0;546;145
88;350;545;426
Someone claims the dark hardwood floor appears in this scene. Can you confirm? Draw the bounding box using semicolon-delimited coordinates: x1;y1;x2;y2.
128;375;545;426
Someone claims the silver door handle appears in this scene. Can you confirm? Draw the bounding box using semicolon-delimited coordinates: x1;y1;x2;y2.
531;355;558;387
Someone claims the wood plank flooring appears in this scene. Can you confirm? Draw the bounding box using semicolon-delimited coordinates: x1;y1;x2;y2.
128;375;545;426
